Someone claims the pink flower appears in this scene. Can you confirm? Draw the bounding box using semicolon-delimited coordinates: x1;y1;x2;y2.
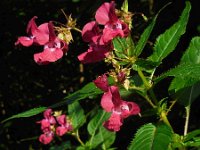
93;74;109;92
95;1;129;44
15;16;49;47
39;130;54;145
34;22;68;65
56;115;73;136
94;75;140;132
78;1;129;64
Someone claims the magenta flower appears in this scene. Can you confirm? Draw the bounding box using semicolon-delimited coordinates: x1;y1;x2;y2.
78;1;129;64
95;1;129;44
34;22;68;65
56;115;73;136
15;16;49;47
94;75;140;132
39;129;54;145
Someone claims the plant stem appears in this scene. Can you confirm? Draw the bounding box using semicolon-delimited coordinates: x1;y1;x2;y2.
137;68;158;104
184;106;190;136
74;130;85;146
161;111;173;130
184;86;193;136
144;95;156;108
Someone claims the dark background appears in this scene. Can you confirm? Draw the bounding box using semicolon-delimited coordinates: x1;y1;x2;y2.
0;0;199;149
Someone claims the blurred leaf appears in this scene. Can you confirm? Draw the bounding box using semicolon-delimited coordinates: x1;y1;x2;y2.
50;141;72;150
68;101;86;129
184;129;200;142
148;1;191;63
128;123;172;150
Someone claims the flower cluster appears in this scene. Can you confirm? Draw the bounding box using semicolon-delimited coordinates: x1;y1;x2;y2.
94;74;140;131
37;109;73;144
78;1;129;64
15;16;68;65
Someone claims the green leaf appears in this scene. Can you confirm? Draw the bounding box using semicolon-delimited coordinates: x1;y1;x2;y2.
181;37;200;64
50;82;103;109
135;17;156;57
68;101;86;129
134;2;172;57
128;123;172;150
112;36;135;57
90;126;116;149
148;1;191;63
87;110;109;135
154;64;200;83
133;58;160;73
1;107;47;123
87;110;111;148
168;37;200;106
2;82;102;123
184;129;200;142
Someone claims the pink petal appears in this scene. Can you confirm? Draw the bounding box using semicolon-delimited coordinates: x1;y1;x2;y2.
103;113;123;132
33;23;49;45
56;115;66;126
78;44;110;64
109;86;122;106
15;36;33;47
39;132;54;144
34;48;63;65
43;109;52;119
26;16;38;34
56;126;68;136
95;1;118;25
101;89;114;112
119;101;140;118
82;21;100;42
93;74;109;92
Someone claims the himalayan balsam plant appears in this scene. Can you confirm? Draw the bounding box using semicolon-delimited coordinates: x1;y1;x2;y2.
2;0;200;149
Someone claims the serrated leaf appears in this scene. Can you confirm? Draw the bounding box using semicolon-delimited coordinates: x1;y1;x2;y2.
128;123;172;150
168;37;200;106
1;107;47;123
148;1;191;63
68;101;85;129
181;37;200;64
154;64;200;83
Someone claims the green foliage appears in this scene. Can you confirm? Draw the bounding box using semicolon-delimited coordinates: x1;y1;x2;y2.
148;1;191;63
1;107;47;123
87;110;115;149
68;101;86;129
168;36;200;106
128;123;172;150
112;36;135;58
135;16;157;57
154;64;200;83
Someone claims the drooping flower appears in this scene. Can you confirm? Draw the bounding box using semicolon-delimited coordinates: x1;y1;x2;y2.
95;1;129;44
78;1;129;64
34;22;68;65
56;115;73;136
15;16;49;47
94;75;140;132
